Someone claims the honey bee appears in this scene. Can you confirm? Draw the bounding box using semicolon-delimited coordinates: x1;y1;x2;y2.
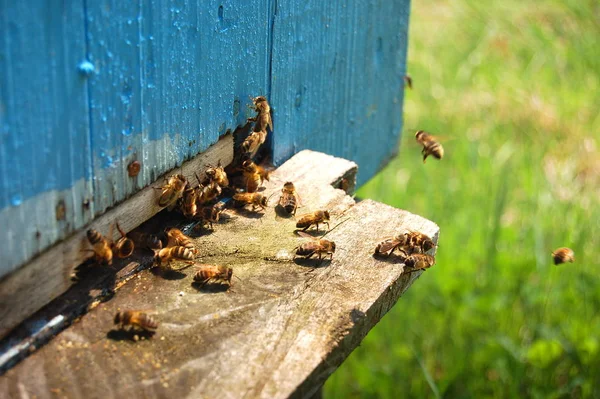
404;254;436;271
296;210;330;231
154;246;195;268
404;74;413;90
249;96;273;133
113;222;135;258
294;238;336;261
374;231;435;257
279;182;300;215
552;247;575;265
373;234;409;257
205;160;229;187
128;231;163;250
86;229;113;265
241;130;267;155
193;264;233;287
196;202;225;229
241;159;271;193
180;184;198;218
165;227;197;254
196;179;222;206
405;231;435;253
114;310;158;332
415;131;444;163
232;192;268;211
158;174;187;210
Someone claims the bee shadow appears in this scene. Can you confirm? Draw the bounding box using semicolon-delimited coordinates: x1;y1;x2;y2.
293;229;326;238
232;207;265;219
372;253;406;265
107;329;155;342
71;257;116;283
150;267;188;280
191;282;231;293
293;257;332;268
274;205;294;219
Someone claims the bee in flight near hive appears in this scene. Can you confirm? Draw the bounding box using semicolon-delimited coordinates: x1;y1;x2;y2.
404;74;413;90
404;253;436;271
128;231;163;250
279;181;300;215
86;228;113;265
165;227;197;255
242;158;271;193
296;210;330;232
232;192;268;212
193;264;233;288
415;130;444;163
157;174;187;210
552;247;575;265
204;160;229;188
293;231;336;262
153;246;195;269
114;310;158;332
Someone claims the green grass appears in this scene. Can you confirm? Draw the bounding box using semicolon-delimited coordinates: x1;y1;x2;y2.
325;1;600;397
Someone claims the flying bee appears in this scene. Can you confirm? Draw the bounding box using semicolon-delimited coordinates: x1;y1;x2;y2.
86;229;113;265
404;74;413;90
154;246;195;268
180;184;198;218
405;231;435;253
296;210;330;231
128;231;163;250
114;310;158;332
415;130;444;163
112;222;135;258
205;160;229;187
241;159;271;193
232;192;268;212
552;247;575;265
279;181;300;215
373;234;409;257
165;227;197;254
404;254;436;271
157;174;187;210
249;96;273;133
196;202;225;230
241;130;267;155
193;264;233;288
196;179;222;206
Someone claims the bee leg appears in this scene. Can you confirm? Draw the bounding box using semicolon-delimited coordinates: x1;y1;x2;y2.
325;222;330;231
302;225;310;232
315;223;319;231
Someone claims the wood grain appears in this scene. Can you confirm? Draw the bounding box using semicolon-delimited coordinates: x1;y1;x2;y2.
0;150;439;398
0;135;233;340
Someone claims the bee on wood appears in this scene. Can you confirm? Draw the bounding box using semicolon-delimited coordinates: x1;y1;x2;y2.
113;222;135;258
242;159;271;193
180;184;198;219
232;192;268;212
374;234;409;257
128;231;163;250
157;174;187;210
405;231;435;253
165;227;197;254
279;181;300;215
193;264;233;288
552;247;575;265
249;96;273;133
154;246;195;268
196;202;225;230
86;229;113;265
241;130;267;155
404;74;413;90
404;253;436;271
294;237;336;261
415;130;444;163
296;210;330;232
196;178;222;206
114;310;158;332
205;160;229;187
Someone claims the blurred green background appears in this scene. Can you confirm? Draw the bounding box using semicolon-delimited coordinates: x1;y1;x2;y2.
325;0;600;397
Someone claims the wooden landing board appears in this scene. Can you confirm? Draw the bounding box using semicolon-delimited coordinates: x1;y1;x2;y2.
0;150;439;399
0;134;233;340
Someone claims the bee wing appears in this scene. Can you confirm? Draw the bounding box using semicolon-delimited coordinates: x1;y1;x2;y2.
375;240;399;254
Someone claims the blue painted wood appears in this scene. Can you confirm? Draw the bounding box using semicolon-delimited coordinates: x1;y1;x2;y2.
0;1;93;274
270;0;410;185
86;0;275;215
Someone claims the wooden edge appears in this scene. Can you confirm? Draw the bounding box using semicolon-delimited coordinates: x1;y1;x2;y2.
0;134;233;340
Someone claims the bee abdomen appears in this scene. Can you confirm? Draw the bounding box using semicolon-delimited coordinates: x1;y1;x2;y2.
138;313;159;330
87;229;103;244
172;246;194;260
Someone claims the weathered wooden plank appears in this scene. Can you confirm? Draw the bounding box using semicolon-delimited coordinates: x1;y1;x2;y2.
87;0;274;215
270;0;411;185
0;150;439;398
0;0;93;277
0;135;232;340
